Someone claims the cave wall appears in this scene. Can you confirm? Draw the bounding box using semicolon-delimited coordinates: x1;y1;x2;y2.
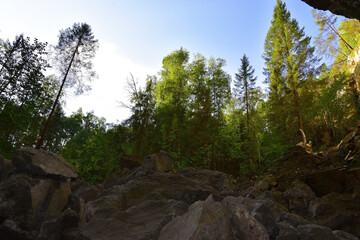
301;0;360;20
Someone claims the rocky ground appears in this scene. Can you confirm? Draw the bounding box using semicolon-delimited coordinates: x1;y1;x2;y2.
1;130;360;240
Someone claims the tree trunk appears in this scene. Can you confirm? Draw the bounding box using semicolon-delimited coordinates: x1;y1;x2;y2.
293;89;304;131
36;35;83;149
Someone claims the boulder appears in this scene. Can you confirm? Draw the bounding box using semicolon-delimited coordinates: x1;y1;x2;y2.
297;224;337;240
67;184;103;222
0;154;13;181
0;174;71;238
93;174;213;216
276;221;298;240
248;175;277;198
38;208;80;240
333;230;360;240
12;148;77;179
79;199;188;240
239;191;287;238
305;170;347;197
222;196;269;240
118;154;142;170
159;195;232;240
284;180;316;214
143;150;175;173
309;192;360;237
176;167;237;195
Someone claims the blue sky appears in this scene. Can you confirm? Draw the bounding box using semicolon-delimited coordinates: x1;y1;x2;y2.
0;0;320;123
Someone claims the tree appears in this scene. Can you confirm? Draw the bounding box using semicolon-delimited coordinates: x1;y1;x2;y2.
312;10;353;62
124;74;157;156
36;23;98;149
234;54;257;129
155;48;189;158
0;35;49;114
263;0;318;135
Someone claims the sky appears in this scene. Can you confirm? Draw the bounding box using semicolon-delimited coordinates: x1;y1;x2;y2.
0;0;321;124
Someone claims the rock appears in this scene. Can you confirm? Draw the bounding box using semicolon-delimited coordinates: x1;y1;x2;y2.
276;221;298;240
103;165;148;188
222;196;269;240
333;230;360;240
301;0;360;20
143;150;175;173
0;174;71;238
176;167;237;195
159;195;232;240
278;212;309;227
96;173;213;215
305;170;347;197
68;184;103;222
284;180;316;214
38;208;80;240
232;192;282;238
118;154;142;170
79;199;188;240
12;148;77;179
0;154;13;181
308;192;360;235
249;175;277;198
297;224;337;240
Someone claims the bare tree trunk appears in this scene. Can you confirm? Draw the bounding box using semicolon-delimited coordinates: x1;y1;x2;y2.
36;35;83;149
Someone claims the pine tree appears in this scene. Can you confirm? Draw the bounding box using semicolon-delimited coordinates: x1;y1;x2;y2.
36;23;98;149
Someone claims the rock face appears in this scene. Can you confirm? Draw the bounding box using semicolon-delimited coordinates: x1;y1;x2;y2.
0;149;360;239
301;0;360;20
0;150;76;239
13;148;78;179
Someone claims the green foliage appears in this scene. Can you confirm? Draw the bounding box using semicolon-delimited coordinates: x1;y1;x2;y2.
60;110;126;183
264;0;319;141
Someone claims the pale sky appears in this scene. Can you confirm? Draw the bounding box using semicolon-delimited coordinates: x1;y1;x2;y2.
0;0;319;123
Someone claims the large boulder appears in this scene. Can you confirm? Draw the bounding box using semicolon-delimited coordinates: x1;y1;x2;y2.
0;174;71;239
38;208;80;240
79;199;188;240
143;150;175;173
159;195;232;240
284;180;316;215
222;196;269;240
89;173;214;217
0;155;13;181
12;148;77;179
297;224;338;240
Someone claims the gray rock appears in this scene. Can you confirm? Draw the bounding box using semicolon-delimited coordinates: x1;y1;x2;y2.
297;224;337;240
276;221;298;240
79;199;188;240
278;212;309;227
39;208;80;240
239;191;285;238
159;195;231;240
284;180;316;214
177;167;236;194
0;155;13;181
143;150;175;173
12;148;77;179
222;196;269;240
0;174;71;238
333;230;360;240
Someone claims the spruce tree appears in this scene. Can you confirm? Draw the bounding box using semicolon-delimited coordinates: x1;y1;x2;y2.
234;54;257;129
263;0;318;135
